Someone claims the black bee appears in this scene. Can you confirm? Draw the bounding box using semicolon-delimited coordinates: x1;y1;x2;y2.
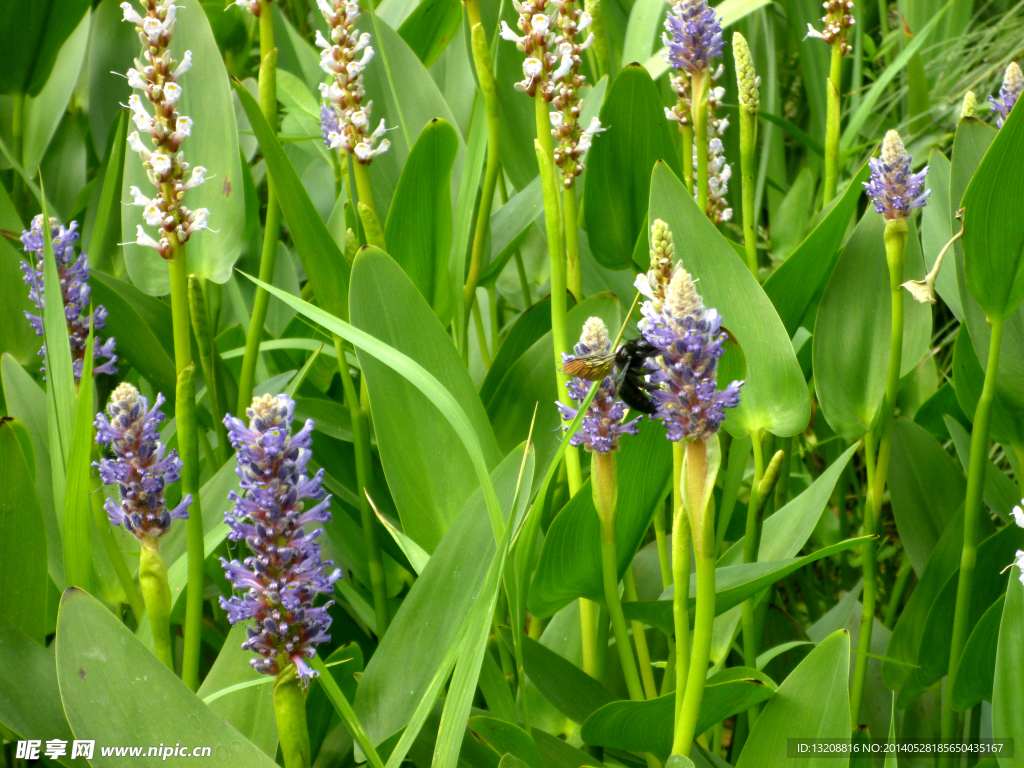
562;337;660;415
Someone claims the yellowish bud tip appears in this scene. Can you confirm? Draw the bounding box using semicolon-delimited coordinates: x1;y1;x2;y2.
732;32;760;112
579;316;611;355
880;130;906;165
961;91;977;119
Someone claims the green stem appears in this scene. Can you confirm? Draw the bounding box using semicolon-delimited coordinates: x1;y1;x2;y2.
623;567;658;699
497;174;533;309
595;452;646;702
671;443;691;723
852;218;907;724
823;42;843;206
310;654;386;768
563;184;582;300
681;125;694;196
673;439;713;757
740;429;765;726
335;336;390;637
274;664;311;768
188;277;227;466
739;105;758;279
139;537;174;671
584;0;611;78
690;71;709;215
169;243;204;691
883;557;912;628
237;13;280;413
352;161;384;249
940;317;1004;765
472;300;492;369
653;504;677;696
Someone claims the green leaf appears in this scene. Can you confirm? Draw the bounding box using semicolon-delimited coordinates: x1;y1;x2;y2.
61;320;96;592
951;594;1003;711
0;418;48;644
920;149;960;319
953;327;1024;447
397;0;461;67
0;184;38;367
0;621;84;767
350;246;501;550
581;667;777;759
0;0;90;96
532;728;604;768
736;630;851;768
813;210;931;440
469;717;544;768
961;86;1024;321
233;79;351;321
585;65;682;270
762;161;870;336
305;644;363;761
86;0;141;156
993;572;1024;768
84;111;129;271
477;175;543;289
528;417;672;618
945;416;1019;523
888;418;965;576
383;118;458;325
121;0;244;295
55;588;280;767
648;162;810;437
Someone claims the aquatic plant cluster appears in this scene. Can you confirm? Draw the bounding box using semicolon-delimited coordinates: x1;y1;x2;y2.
3;0;1024;765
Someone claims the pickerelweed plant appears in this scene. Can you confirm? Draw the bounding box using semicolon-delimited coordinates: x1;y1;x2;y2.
121;0;208;691
94;383;191;670
637;219;742;758
221;394;341;768
20;216;117;380
990;61;1023;129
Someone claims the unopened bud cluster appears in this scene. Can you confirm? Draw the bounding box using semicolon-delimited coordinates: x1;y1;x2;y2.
316;0;390;163
733;33;760;113
805;0;855;55
121;1;210;259
634;219;675;312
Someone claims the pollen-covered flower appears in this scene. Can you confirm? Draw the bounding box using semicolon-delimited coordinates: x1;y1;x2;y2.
20;216;117;380
219;394;341;683
556;318;642;453
863;130;930;220
663;0;724;75
989;62;1022;129
94;383;191;540
316;1;389;164
121;0;208;258
805;0;855;55
639;223;743;442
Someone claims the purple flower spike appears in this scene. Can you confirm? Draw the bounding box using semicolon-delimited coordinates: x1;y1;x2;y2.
93;383;191;540
638;223;743;442
557;317;642;453
220;394;341;684
20;215;117;380
863;130;930;220
662;0;724;75
990;62;1022;129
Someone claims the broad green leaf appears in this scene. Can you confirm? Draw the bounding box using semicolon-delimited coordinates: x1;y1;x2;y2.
951;594;1003;710
354;450;529;752
532;728;604;768
86;0;138;156
953;328;1024;447
622;0;665;64
528;417;672;618
0;621;84;767
580;667;777;759
648;162;810;437
586;65;681;270
993;572;1024;768
945;416;1019;523
916;523;1024;687
477;175;543;289
61;322;95;592
469;717;544;768
480;295;557;405
196;624;278;758
762;161;870;336
888;418;965;576
0;183;37;366
736;630;851;768
0;418;47;644
920;149;960;319
450;98;488;344
397;0;462;67
384;118;458;325
814;210;931;440
233;80;350;321
55;588;280;767
961;89;1024;321
0;0;90;96
350;247;501;550
122;0;244;295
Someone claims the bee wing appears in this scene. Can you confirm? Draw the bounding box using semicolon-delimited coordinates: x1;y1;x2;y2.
562;353;616;381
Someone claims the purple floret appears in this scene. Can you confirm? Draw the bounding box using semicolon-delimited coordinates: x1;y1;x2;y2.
662;0;724;75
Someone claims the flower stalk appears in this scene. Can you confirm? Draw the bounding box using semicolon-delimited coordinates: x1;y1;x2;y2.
734;33;760;278
740;429;765;724
275;664;312;768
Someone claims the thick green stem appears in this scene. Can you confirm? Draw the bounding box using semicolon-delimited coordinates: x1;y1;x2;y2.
653;504;677;696
497;174;533;309
674;439;713;757
883;557;912;628
353;161;379;225
563;184;582;300
169;243;204;691
472;301;492;369
739;107;758;279
740;429;765;726
139;537;174;671
671;443;691;724
274;665;311;768
595;452;646;702
940;318;1004;765
335;336;389;637
823;42;843;206
681;126;694;195
238;17;281;413
690;71;709;215
623;568;658;699
188;277;227;465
